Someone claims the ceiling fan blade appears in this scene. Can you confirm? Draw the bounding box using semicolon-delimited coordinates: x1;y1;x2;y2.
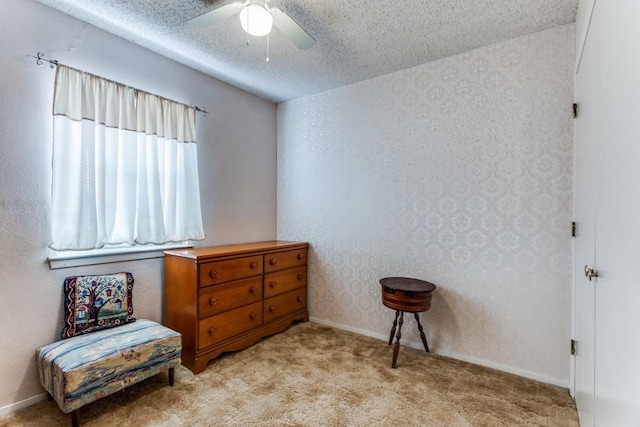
187;2;244;28
271;8;316;50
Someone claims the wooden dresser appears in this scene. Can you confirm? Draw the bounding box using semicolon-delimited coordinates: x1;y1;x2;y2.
163;241;309;373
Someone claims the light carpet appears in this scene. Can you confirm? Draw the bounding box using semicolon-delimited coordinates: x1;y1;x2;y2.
0;322;578;426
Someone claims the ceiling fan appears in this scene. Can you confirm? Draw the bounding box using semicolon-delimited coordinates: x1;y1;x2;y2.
188;0;316;50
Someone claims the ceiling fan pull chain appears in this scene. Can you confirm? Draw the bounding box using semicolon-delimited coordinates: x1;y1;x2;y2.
266;33;270;63
246;4;250;46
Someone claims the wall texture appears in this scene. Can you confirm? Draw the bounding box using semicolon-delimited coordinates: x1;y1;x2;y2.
0;0;276;412
278;25;574;385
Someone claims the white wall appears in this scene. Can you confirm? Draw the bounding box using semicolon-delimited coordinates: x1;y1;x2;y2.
278;25;574;385
0;0;276;412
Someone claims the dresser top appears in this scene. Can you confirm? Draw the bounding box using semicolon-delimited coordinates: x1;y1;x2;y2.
164;240;308;261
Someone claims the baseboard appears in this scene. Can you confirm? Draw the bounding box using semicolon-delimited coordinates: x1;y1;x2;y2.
309;317;570;390
433;351;570;389
0;392;48;418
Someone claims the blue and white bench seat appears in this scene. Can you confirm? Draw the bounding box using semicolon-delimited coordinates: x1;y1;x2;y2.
36;319;181;426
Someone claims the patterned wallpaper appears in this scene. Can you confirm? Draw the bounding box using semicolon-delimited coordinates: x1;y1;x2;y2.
277;25;574;385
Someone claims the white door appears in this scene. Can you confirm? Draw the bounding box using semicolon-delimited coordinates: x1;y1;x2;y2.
573;17;597;426
573;0;640;425
592;0;640;425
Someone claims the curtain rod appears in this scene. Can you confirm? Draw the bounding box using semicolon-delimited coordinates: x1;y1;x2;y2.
29;52;209;116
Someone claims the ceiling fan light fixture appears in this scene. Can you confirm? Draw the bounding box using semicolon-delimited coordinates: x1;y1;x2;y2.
240;4;273;37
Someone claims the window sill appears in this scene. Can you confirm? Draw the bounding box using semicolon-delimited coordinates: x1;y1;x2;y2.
47;243;194;270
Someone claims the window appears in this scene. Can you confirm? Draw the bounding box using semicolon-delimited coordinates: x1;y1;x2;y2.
48;65;205;265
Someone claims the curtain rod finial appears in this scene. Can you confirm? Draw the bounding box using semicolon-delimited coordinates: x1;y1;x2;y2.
195;106;209;116
29;51;58;68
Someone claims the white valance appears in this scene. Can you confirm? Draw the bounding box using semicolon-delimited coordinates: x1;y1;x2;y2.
53;65;197;143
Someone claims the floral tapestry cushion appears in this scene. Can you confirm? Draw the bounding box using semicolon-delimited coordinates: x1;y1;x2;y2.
61;272;135;339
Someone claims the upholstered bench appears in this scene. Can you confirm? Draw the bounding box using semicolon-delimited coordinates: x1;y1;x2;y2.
36;319;181;426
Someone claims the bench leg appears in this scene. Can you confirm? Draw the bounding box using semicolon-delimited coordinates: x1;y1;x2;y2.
168;367;175;386
71;409;80;427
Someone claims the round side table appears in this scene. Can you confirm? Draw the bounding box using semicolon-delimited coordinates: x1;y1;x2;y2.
380;277;436;368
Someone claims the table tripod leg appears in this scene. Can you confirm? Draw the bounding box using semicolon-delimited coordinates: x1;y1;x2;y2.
392;311;404;368
414;313;429;352
388;310;400;345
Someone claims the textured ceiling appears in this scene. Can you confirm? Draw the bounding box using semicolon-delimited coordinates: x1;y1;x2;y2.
35;0;577;103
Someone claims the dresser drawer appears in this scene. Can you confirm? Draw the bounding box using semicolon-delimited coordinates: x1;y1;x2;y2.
264;266;307;298
198;276;263;318
264;288;307;324
199;255;263;287
264;249;307;273
198;301;263;350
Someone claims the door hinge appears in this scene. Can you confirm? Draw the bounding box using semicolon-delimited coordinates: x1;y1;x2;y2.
573;103;578;118
571;221;576;237
571;339;576;356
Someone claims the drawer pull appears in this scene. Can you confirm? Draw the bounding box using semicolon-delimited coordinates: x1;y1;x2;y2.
297;273;304;280
208;327;217;336
250;262;258;269
296;296;302;303
249;312;258;321
269;258;277;266
209;297;218;306
249;286;258;294
209;270;218;279
269;305;276;313
297;253;303;260
269;281;277;289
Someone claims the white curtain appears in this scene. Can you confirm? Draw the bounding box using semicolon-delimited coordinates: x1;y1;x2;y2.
50;65;205;250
